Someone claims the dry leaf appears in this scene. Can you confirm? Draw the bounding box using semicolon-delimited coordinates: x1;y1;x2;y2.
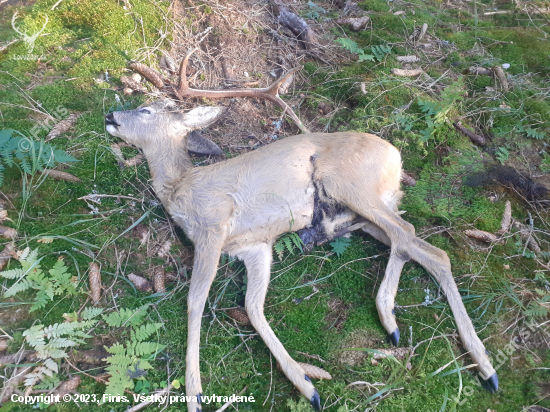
128;273;153;292
0;243;17;271
226;308;251;325
89;262;101;304
157;240;172;258
46;113;79;141
465;229;498;243
124;154;144;167
152;266;165;293
0;339;8;354
0;210;12;223
0;226;17;239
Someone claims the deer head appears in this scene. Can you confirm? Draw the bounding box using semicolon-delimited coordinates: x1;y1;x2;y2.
105;99;223;153
11;12;49;54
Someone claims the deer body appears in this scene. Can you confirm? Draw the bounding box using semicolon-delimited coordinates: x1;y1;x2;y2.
106;99;498;411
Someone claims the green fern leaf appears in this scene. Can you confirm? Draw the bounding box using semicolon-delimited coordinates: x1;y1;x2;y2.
81;307;104;320
330;236;352;257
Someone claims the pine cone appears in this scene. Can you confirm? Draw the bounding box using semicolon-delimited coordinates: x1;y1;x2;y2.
120;75;146;92
89;262;102;304
409;23;428;41
128;273;153;292
46;113;79;141
465;229;498;243
226;308;251;325
391;68;423;77
396;55;419;63
40;170;80;182
297;362;332;380
129;62;166;89
152;266;166;293
401;171;416;186
498;200;512;235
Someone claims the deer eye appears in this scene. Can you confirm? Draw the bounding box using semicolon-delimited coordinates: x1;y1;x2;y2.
139;108;152;115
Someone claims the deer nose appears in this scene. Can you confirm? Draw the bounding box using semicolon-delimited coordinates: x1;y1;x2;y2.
105;113;120;126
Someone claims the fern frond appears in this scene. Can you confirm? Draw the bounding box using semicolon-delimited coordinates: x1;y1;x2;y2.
81;307;104;320
131;323;163;342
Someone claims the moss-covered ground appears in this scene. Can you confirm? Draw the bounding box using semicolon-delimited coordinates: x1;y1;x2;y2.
1;0;549;411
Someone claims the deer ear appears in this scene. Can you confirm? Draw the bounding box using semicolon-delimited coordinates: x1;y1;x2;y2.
181;106;224;130
146;99;176;111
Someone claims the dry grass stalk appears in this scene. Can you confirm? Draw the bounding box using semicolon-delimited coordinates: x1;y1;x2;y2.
391;68;422;77
498;200;512;235
401;172;416;187
46;113;79;141
0;226;17;239
0;366;33;404
465;229;498;243
110;143;125;164
226;308;251;325
152;266;166;293
89;262;101;304
128;273;153;292
0;350;37;367
40;169;81;182
453;121;485;146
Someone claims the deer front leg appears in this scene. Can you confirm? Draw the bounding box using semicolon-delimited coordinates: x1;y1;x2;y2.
186;232;226;412
239;243;321;411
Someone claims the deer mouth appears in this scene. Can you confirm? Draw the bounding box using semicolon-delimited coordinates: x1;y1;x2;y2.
105;113;121;128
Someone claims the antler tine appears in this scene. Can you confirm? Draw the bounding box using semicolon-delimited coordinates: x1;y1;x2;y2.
11;12;26;37
38;14;49;33
176;47;198;97
173;48;309;133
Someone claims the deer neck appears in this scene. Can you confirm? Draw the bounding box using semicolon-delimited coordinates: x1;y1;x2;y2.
142;137;193;204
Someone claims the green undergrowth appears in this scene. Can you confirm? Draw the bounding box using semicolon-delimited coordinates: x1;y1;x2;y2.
1;0;550;410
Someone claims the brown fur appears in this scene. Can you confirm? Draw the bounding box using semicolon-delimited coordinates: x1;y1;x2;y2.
105;100;497;411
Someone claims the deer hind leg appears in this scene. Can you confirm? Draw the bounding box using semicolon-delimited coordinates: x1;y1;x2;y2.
186;233;226;412
239;243;321;411
327;182;498;391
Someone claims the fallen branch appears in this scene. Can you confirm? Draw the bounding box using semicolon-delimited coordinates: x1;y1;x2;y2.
453;121;485;146
271;0;317;49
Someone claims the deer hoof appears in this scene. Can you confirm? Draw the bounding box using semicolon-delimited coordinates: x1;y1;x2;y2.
197;393;203;404
310;387;321;411
485;372;498;393
389;329;400;346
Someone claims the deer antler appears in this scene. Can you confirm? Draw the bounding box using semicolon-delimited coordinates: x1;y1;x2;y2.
11;12;26;37
36;14;49;37
174;48;310;133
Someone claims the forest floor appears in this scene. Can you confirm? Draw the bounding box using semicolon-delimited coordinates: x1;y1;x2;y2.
0;0;550;411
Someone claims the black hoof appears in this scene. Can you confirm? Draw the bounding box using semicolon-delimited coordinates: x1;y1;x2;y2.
197;393;203;404
485;372;498;393
305;374;311;383
389;329;400;346
310;388;321;411
196;409;201;412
